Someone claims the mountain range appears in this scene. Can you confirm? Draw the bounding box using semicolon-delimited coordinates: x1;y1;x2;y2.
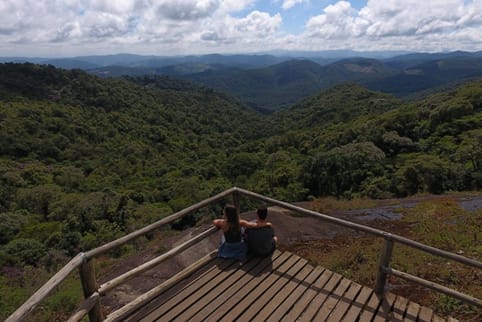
2;51;482;112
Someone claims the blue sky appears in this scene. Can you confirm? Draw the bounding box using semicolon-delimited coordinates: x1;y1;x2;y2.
247;0;367;34
0;0;481;57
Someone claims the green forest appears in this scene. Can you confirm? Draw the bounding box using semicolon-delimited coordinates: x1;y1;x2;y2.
0;63;481;318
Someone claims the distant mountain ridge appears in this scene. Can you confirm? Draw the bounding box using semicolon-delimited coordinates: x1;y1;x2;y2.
2;50;482;111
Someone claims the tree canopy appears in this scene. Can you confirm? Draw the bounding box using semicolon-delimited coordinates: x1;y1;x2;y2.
0;63;481;269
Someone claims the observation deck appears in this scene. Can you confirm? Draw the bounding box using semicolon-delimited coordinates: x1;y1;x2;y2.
115;250;456;322
6;188;481;321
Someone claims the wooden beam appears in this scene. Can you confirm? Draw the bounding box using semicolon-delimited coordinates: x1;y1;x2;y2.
103;250;218;322
234;187;482;269
98;226;218;295
79;258;103;322
374;238;394;294
85;188;235;259
67;292;100;322
386;267;482;308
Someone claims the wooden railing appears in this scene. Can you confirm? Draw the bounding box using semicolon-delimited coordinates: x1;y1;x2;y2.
6;187;482;321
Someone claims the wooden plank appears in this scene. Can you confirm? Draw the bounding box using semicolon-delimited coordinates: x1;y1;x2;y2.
418;306;434;322
268;265;324;321
219;253;301;321
205;251;292;321
138;257;236;321
153;257;246;321
165;255;266;321
296;272;343;322
391;295;409;321
372;292;397;322
358;291;383;322
326;281;362;322
403;301;420;322
281;268;334;322
312;276;352;321
116;251;219;322
117;251;221;322
341;286;373;321
187;252;282;322
236;257;308;321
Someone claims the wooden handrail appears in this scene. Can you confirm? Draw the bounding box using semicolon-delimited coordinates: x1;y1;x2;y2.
6;187;482;321
98;226;218;295
67;292;100;322
5;253;85;322
104;250;218;322
234;187;482;269
233;187;482;307
6;187;235;322
386;268;482;307
84;187;235;259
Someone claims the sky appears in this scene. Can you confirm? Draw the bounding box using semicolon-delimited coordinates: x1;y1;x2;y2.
0;0;481;57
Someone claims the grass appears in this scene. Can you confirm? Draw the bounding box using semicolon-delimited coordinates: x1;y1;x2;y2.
311;196;398;214
289;194;482;321
0;266;82;321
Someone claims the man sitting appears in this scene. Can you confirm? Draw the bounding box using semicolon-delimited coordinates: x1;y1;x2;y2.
245;207;277;256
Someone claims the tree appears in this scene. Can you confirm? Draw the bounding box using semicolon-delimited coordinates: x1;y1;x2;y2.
3;238;46;266
306;142;386;197
15;184;62;219
394;154;451;195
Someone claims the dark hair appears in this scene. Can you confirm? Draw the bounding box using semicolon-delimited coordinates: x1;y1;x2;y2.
224;204;240;232
257;207;268;220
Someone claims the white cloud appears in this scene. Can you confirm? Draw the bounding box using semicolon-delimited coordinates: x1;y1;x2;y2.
306;1;357;38
219;0;256;13
85;0;141;14
199;10;282;47
153;0;221;21
282;0;308;10
303;0;482;51
0;0;481;56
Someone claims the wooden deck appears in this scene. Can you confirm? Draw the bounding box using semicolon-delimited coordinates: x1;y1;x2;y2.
120;251;457;322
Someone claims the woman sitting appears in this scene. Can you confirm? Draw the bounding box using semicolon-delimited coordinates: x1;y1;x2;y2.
213;204;265;261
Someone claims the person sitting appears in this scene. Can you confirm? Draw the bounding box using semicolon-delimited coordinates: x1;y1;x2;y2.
213;204;265;261
245;207;277;256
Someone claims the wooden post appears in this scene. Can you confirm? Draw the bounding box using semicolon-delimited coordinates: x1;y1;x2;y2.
374;238;394;295
79;256;103;322
233;190;241;217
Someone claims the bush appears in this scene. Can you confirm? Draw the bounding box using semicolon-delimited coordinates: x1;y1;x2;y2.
4;238;46;266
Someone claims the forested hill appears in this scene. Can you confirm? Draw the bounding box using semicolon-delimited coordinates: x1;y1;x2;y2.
0;63;481;285
273;83;402;129
0;63;270;264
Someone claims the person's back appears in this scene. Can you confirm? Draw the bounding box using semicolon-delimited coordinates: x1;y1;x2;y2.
213;205;246;260
246;225;275;256
246;207;277;256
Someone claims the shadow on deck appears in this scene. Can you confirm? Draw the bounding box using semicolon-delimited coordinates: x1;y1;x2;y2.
118;251;455;322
